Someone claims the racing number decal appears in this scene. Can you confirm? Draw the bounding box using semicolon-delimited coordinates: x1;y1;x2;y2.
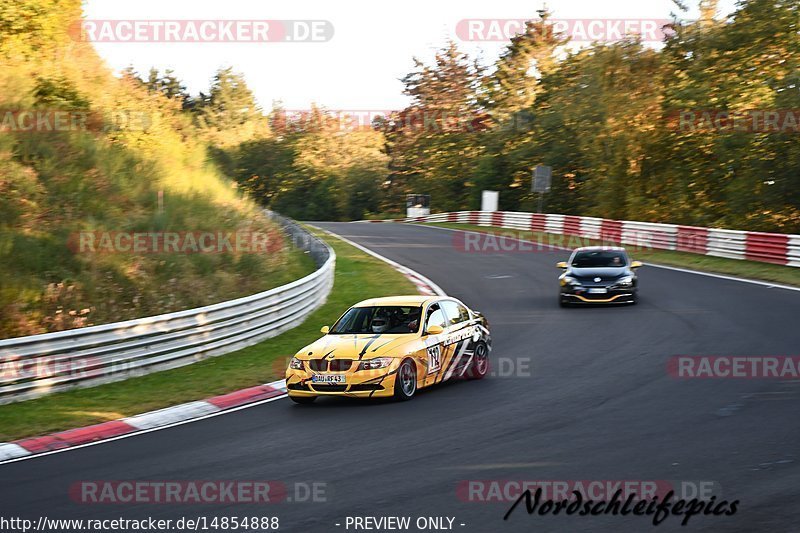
427;344;442;374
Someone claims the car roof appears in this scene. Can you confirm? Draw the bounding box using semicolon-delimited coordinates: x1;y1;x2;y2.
572;246;627;252
352;295;436;308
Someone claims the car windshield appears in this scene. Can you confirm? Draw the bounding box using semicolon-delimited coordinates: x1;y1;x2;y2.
572;250;628;268
330;306;422;334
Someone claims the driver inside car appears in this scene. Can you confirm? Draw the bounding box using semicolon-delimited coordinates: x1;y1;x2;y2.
371;312;391;333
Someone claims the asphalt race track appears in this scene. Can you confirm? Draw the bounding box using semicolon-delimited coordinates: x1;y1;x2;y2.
2;222;800;532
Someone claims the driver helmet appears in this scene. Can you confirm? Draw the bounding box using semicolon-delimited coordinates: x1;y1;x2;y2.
371;313;390;333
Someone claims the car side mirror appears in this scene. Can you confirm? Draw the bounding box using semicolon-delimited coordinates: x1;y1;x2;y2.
556;261;568;269
426;324;444;336
630;261;643;269
320;326;330;334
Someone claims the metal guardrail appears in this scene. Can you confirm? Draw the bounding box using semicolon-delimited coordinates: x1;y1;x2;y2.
0;213;335;404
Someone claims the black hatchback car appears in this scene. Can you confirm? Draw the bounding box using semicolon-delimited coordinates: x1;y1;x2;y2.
557;247;642;306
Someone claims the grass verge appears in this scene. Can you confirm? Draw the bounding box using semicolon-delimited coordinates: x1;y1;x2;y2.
423;222;800;288
0;226;415;441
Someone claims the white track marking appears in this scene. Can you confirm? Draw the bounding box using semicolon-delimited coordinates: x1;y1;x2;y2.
310;225;447;296
637;262;800;293
0;394;287;466
414;223;800;294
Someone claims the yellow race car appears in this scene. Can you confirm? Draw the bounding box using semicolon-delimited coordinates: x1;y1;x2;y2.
285;295;492;403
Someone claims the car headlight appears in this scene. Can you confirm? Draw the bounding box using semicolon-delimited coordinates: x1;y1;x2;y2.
614;275;634;287
358;357;393;371
560;276;581;287
288;357;304;370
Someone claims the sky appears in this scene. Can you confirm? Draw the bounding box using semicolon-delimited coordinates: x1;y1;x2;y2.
84;0;740;111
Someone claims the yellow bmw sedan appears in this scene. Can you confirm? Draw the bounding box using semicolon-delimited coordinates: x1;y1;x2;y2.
285;295;492;403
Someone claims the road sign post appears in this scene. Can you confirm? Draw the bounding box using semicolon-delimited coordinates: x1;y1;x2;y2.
532;165;552;213
481;190;499;212
406;194;431;218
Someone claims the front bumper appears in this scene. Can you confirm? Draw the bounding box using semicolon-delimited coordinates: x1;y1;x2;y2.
560;286;636;304
285;362;400;398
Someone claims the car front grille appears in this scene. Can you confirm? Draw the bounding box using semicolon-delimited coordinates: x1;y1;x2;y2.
329;359;353;372
581;292;622;300
296;382;384;393
574;277;613;286
307;359;354;372
311;384;348;392
308;359;328;371
348;384;384;392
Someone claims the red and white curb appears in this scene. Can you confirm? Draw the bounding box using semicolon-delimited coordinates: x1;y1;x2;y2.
405;272;439;296
0;231;443;465
0;380;287;464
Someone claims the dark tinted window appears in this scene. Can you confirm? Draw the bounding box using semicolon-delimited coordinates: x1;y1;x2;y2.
571;250;628;268
331;306;422;334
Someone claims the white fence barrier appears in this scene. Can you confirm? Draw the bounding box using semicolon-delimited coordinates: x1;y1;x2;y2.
386;211;798;267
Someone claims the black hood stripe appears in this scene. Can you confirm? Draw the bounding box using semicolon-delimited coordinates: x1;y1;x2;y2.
358;334;383;360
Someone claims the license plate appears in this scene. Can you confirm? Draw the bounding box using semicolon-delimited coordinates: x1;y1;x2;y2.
588;288;608;294
312;374;346;384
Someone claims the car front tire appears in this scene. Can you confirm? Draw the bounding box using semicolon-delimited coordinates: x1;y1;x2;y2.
394;359;417;401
